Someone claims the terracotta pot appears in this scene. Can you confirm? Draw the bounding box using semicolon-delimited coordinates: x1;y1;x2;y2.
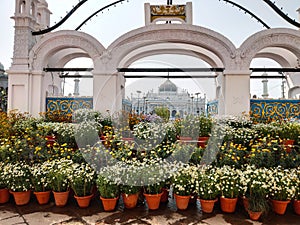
282;139;294;153
271;199;290;215
122;193;139;209
34;191;51;205
178;136;193;144
74;194;93;208
242;196;249;210
0;188;10;204
160;188;169;203
198;136;209;148
53;190;69;207
174;194;191;210
45;135;56;147
100;196;119;211
220;197;238;213
293;199;300;215
200;198;218;213
10;190;31;206
143;192;163;210
248;210;262;221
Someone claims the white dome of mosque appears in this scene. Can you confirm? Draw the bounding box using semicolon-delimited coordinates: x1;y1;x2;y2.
158;79;177;93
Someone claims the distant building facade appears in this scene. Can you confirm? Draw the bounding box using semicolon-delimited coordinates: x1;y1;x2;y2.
131;79;206;118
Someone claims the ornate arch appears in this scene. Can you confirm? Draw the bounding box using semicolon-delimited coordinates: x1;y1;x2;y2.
239;28;300;69
105;24;237;70
29;30;105;71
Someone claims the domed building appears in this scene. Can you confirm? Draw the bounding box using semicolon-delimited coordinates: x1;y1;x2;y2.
0;62;8;111
131;79;206;118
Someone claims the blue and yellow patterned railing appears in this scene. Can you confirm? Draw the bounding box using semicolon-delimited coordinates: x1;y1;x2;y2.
46;97;93;114
250;99;300;120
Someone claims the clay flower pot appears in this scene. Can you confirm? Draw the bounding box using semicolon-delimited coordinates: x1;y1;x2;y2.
220;197;238;213
10;190;31;206
143;192;163;210
122;193;139;209
293;199;300;215
271;199;290;215
34;191;51;205
200;198;218;213
160;188;169;203
248;210;262;221
174;194;191;210
74;194;93;208
100;196;119;211
53;190;69;207
0;188;10;204
198;136;209;148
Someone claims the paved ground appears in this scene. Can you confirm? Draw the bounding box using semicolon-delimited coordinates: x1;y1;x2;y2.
0;193;299;225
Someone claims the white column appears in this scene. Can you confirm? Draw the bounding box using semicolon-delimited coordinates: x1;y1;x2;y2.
93;72;123;113
222;70;251;116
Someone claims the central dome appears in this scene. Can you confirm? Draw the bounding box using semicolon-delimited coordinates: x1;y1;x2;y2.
159;79;177;93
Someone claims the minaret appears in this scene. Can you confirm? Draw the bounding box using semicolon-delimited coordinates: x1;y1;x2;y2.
73;75;80;96
36;0;51;30
11;0;39;68
261;72;269;99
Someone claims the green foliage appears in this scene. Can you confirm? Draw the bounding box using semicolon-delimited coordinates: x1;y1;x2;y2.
96;175;120;198
154;107;170;122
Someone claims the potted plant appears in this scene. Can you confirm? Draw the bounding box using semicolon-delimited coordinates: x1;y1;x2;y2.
240;166;270;220
120;185;141;209
5;162;32;205
0;162;10;203
70;163;96;208
268;167;296;215
292;168;300;215
248;193;269;221
31;162;52;205
48;159;73;207
279;122;300;152
171;165;197;210
217;166;241;213
197;115;213;148
197;166;220;213
97;174;120;211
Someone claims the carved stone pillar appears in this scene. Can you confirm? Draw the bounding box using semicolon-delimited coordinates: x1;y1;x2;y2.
221;70;251;116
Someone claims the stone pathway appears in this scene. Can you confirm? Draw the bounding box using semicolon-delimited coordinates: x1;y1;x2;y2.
0;194;299;225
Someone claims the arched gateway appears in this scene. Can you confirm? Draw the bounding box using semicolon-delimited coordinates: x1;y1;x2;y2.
8;0;300;116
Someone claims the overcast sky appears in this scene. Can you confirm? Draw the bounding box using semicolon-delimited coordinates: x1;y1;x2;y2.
0;0;299;99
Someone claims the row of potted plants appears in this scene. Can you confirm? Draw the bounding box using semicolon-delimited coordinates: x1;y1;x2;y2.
1;158;299;218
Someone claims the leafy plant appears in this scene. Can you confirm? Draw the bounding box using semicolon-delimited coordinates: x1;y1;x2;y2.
5;161;32;192
48;159;73;192
31;162;52;192
96;175;119;198
197;166;220;200
69;163;96;197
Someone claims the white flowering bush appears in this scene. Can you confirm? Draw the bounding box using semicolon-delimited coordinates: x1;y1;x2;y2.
48;159;73;192
268;167;296;201
74;121;102;148
216;166;242;198
69;163;96;197
73;109;103;124
172;164;198;196
291;167;300;200
31;161;52;192
0;162;8;189
4;162;32;192
239;165;271;199
196;166;220;200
